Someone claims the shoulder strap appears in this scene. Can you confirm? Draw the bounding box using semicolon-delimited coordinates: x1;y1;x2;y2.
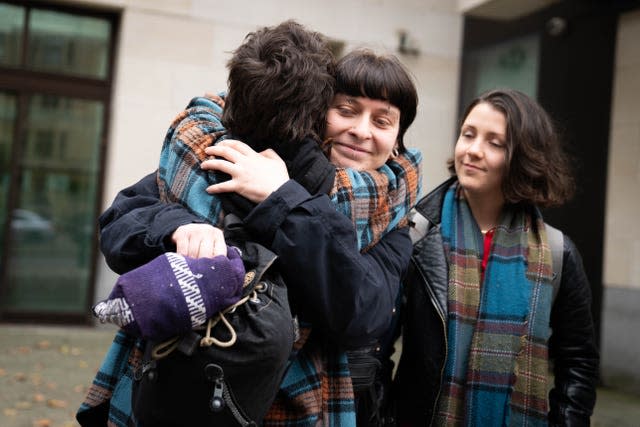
408;209;431;244
545;222;564;302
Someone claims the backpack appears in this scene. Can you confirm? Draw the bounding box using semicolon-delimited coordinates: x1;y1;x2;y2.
408;209;564;298
131;214;295;426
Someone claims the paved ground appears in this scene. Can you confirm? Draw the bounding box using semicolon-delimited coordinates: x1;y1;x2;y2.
601;287;640;395
0;324;114;427
0;323;638;427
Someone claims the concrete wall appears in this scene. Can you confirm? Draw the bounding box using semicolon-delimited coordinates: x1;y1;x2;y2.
604;8;640;290
75;0;463;300
600;8;640;395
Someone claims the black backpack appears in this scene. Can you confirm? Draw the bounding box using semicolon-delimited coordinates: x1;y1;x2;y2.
131;215;295;426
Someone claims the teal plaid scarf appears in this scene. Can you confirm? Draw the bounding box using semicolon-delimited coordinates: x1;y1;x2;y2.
436;182;553;426
264;326;355;426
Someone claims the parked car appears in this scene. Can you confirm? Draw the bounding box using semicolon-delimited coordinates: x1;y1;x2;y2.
10;209;55;241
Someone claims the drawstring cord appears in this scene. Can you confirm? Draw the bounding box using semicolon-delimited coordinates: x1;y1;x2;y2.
151;277;266;360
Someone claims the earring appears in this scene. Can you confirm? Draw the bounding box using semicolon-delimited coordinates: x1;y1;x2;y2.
391;147;399;158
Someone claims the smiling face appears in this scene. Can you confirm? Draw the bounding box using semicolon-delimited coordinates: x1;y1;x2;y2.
326;94;400;171
454;102;508;200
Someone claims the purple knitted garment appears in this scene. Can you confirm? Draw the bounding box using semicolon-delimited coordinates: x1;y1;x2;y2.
93;247;245;341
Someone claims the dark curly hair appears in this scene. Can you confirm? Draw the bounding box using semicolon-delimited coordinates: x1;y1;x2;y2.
222;20;336;150
449;88;575;207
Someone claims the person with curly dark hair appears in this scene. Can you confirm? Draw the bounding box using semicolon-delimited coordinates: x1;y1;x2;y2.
222;20;335;146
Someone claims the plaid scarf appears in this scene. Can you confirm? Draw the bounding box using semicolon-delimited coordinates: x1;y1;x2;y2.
333;150;422;251
78;94;421;427
435;183;553;426
264;326;355;426
76;329;142;427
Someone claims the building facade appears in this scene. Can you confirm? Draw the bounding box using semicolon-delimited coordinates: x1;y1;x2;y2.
0;0;638;392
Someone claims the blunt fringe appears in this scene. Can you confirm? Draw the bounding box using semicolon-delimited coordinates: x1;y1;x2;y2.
449;88;575;207
335;49;418;152
222;20;336;149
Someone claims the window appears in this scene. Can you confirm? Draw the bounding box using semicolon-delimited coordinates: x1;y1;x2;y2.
0;2;117;321
27;8;111;78
460;33;540;111
0;3;24;67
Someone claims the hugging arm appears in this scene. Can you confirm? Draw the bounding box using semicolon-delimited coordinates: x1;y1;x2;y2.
243;179;412;348
99;176;411;348
98;171;207;274
548;236;600;426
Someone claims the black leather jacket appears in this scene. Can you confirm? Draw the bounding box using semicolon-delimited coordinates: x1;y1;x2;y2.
394;178;600;426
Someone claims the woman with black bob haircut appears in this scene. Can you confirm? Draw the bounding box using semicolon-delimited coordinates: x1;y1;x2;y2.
332;48;417;154
394;88;599;426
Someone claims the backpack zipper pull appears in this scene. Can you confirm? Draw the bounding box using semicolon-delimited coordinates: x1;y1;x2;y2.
203;361;256;426
205;363;225;412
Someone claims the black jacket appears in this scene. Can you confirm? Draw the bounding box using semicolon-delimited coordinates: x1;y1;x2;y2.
98;172;411;349
394;178;600;426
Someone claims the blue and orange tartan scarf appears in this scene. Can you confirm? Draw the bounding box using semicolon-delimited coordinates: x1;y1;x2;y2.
77;94;422;427
435;183;554;427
